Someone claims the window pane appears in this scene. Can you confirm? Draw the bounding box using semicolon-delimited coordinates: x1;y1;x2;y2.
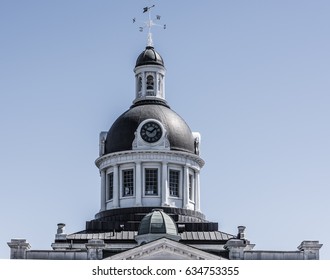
145;168;158;195
122;169;134;197
169;170;180;197
189;174;194;200
107;172;113;200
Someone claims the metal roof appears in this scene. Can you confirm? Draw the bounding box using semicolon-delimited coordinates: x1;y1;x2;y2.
66;230;234;242
104;103;196;155
135;46;164;67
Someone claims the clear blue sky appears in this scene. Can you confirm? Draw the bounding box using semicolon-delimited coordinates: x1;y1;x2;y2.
1;0;329;259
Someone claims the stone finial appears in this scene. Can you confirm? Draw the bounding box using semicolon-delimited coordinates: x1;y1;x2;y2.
57;223;66;234
51;223;70;250
225;226;255;260
55;223;67;241
99;132;107;156
237;226;246;239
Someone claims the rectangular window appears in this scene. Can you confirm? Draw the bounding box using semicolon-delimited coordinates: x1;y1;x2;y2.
169;170;180;197
189;173;194;201
122;169;134;197
107;172;113;200
145;168;158;195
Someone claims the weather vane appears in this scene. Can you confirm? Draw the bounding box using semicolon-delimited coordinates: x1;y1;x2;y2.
133;4;166;47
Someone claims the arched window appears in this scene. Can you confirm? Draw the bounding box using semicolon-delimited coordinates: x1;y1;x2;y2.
138;76;142;92
146;75;154;90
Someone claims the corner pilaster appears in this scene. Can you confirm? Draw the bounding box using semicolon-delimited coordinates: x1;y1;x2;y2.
7;239;30;259
298;241;323;260
86;239;105;260
100;169;106;211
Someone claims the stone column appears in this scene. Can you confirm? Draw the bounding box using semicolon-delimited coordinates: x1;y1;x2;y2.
195;171;201;211
7;239;30;259
135;161;142;206
162;75;165;99
191;171;195;202
100;169;106;211
155;73;159;96
183;166;189;208
162;162;168;206
113;165;119;208
142;72;146;96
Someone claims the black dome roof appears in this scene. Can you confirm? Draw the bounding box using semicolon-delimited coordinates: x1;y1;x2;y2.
135;46;164;67
105;101;195;154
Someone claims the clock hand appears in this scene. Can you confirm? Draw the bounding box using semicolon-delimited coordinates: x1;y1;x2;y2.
150;130;157;137
147;130;156;136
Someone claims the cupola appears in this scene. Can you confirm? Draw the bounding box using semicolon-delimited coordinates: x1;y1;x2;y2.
135;209;181;244
134;46;166;103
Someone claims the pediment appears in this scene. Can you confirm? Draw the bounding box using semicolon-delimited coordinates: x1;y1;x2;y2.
105;238;224;260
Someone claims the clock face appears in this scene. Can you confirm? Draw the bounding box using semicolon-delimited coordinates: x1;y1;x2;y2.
140;121;163;143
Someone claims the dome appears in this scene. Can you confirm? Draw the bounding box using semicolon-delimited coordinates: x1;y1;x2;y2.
135;46;164;67
104;102;196;154
138;209;178;236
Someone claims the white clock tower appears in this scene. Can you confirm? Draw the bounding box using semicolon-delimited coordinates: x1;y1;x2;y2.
97;44;203;212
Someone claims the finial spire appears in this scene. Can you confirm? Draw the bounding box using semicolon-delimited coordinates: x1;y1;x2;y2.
133;4;166;47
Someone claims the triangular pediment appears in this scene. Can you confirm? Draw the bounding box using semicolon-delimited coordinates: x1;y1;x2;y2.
105;238;224;260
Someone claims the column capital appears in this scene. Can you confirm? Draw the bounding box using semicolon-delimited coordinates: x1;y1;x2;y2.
7;239;30;250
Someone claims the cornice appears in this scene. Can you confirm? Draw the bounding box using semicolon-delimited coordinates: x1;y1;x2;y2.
107;238;222;260
95;150;205;170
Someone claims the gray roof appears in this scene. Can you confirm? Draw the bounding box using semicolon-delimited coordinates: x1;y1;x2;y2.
67;231;137;241
138;210;178;235
180;231;235;241
66;230;234;242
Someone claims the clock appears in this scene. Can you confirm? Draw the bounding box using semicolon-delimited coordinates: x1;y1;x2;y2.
140;121;163;143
